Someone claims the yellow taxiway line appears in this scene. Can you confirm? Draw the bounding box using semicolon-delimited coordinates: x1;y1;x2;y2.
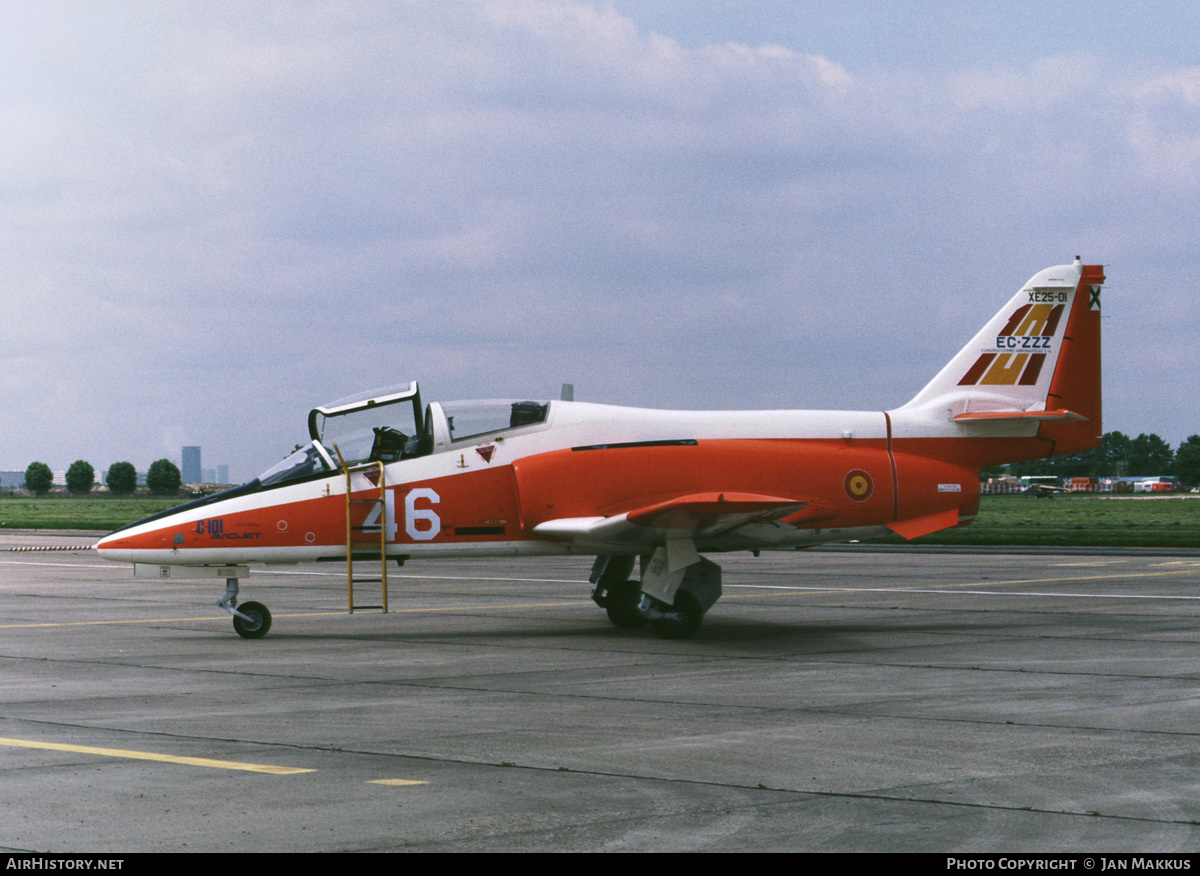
368;779;429;786
0;736;314;774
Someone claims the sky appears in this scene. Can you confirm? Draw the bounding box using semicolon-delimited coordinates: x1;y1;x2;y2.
2;1;1198;482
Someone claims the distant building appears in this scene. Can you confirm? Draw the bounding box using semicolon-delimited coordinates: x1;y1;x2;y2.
1;469;69;488
97;469;149;487
217;465;229;484
0;470;64;488
182;446;201;484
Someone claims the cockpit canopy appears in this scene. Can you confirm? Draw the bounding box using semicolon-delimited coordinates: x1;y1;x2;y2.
440;399;549;442
254;381;550;488
258;443;334;487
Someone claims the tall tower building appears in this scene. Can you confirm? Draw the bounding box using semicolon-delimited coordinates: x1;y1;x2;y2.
182;446;201;484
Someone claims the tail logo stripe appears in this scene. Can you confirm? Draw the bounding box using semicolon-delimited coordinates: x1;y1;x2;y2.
980;352;1030;385
958;353;996;386
959;303;1066;387
1017;354;1047;385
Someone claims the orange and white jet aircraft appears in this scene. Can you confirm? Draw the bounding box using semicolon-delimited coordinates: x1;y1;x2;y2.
96;259;1105;639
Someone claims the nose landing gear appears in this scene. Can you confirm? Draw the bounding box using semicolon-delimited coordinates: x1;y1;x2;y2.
218;577;273;639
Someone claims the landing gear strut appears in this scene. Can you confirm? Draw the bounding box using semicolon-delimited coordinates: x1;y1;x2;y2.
590;550;723;639
218;578;273;639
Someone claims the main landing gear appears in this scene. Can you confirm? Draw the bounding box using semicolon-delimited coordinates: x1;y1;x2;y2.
590;550;723;640
218;578;273;639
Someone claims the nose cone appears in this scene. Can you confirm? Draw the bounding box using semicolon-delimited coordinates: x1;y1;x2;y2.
94;510;187;564
94;483;251;563
94;479;275;566
94;526;130;555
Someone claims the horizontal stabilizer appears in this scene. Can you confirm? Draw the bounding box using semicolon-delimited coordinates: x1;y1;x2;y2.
953;409;1088;423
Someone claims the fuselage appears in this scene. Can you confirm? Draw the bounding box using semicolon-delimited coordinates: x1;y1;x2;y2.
94;398;997;566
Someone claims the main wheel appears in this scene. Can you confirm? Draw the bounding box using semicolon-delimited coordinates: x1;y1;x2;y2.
650;591;703;640
233;601;272;639
605;581;647;629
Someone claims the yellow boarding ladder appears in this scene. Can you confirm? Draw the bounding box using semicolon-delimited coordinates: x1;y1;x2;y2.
333;445;389;613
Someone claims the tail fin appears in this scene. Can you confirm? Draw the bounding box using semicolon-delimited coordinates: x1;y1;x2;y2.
898;259;1105;456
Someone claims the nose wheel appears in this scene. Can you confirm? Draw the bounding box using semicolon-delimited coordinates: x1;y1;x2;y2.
231;601;272;639
218;578;273;639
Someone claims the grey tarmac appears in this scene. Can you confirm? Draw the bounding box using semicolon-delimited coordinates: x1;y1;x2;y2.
2;531;1200;853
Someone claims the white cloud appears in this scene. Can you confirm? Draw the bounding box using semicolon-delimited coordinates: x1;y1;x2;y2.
1121;68;1200;185
949;55;1102;112
1129;68;1200;105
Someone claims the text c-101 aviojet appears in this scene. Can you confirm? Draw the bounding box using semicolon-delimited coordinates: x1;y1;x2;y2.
96;259;1106;639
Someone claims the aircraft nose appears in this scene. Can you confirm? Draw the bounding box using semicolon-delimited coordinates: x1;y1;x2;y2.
94;528;129;552
92;503;192;563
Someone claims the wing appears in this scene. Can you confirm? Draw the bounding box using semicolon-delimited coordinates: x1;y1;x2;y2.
531;491;829;550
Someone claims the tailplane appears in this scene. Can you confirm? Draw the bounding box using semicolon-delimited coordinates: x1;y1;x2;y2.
896;258;1105;457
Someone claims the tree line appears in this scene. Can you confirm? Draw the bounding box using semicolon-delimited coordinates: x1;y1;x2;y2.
18;459;183;496
983;432;1200;485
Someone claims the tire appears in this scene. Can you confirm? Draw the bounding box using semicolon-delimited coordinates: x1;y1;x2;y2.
233;601;272;639
605;581;647;629
650;591;703;640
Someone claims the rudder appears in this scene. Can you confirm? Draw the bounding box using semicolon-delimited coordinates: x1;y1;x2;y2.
1039;262;1105;455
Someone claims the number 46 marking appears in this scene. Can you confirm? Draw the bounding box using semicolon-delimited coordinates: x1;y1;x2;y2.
362;488;441;542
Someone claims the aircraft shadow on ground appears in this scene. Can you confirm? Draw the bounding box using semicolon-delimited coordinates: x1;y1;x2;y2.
240;607;1007;654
